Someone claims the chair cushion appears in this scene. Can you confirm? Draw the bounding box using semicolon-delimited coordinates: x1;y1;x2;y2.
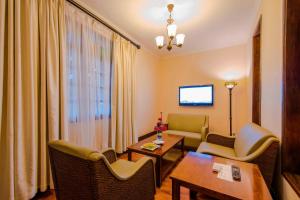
167;113;207;133
165;130;202;148
110;159;136;177
234;123;274;157
197;142;236;158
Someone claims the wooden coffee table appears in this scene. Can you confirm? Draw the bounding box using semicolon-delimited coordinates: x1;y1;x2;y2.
127;133;184;187
170;152;272;200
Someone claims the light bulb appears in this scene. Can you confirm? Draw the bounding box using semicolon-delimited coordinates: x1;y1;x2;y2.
176;34;185;47
155;36;164;48
167;24;177;38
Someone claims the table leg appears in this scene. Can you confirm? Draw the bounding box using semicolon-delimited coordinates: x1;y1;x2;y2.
172;179;180;200
190;190;197;200
128;150;132;161
156;157;162;187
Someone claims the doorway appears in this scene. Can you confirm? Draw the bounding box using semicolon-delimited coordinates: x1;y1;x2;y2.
252;18;262;125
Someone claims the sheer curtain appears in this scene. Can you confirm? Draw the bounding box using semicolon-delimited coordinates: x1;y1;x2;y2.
65;3;112;150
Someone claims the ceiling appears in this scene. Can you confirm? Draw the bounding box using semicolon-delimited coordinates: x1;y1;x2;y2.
80;0;260;55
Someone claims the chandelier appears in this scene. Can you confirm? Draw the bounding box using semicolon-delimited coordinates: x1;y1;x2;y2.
155;4;185;51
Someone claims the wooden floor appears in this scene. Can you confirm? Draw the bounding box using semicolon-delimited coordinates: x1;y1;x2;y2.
35;152;210;200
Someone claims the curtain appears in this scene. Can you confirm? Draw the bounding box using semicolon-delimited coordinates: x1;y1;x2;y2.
111;34;137;153
65;3;112;150
0;0;4;138
0;0;68;199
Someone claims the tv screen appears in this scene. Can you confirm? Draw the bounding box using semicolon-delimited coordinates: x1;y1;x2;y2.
179;85;214;106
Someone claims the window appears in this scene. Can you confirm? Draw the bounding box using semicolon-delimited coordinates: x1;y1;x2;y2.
65;8;112;123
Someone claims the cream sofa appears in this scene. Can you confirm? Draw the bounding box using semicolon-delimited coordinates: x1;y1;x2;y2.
164;113;209;149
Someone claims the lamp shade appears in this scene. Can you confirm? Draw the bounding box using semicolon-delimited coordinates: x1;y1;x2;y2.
167;24;177;38
176;34;185;46
225;81;237;89
155;36;164;48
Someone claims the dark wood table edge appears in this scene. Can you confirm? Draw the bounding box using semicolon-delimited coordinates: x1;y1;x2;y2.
170;177;241;200
127;136;185;187
127;136;185;158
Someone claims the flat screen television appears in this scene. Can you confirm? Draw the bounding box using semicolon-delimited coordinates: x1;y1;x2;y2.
179;85;214;106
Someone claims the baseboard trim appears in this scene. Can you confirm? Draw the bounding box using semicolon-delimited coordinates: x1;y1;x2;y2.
138;131;157;141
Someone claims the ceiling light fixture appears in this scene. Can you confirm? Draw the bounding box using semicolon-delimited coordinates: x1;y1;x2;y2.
155;4;185;51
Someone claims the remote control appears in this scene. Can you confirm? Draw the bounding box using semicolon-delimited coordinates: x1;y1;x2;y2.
232;165;241;181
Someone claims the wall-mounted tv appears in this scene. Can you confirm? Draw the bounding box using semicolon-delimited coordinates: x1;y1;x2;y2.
179;85;214;106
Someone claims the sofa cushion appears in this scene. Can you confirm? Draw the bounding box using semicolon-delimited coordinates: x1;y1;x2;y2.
234;123;274;157
197;142;236;158
167;113;207;133
165;130;202;148
110;159;136;177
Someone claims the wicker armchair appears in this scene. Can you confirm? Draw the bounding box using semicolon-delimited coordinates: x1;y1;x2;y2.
197;123;279;188
48;140;156;200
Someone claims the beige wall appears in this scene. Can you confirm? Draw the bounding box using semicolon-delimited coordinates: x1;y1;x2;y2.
159;45;248;135
259;0;283;138
135;49;161;136
246;0;283;137
247;0;299;199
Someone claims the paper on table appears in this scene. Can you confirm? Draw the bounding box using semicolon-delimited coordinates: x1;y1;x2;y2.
217;165;233;182
213;163;233;182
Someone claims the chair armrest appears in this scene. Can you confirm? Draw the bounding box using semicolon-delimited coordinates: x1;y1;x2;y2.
108;157;156;182
125;157;156;196
130;157;156;182
134;157;156;196
124;157;156;193
97;156;156;199
101;148;117;164
206;133;235;148
234;138;279;162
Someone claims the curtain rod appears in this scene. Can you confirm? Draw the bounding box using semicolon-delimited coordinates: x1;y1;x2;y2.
66;0;141;49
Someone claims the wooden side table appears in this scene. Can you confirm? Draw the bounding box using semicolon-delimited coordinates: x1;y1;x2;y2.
170;152;272;200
